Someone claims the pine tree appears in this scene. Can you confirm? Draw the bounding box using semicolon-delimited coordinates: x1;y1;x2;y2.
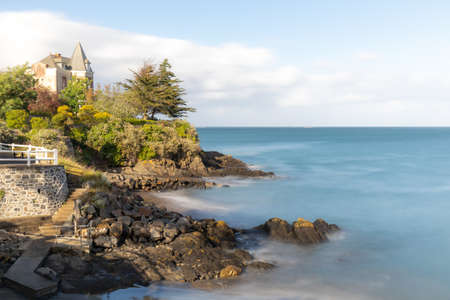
122;59;195;120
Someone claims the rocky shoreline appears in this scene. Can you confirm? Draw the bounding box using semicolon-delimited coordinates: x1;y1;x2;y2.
37;186;339;295
0;151;339;297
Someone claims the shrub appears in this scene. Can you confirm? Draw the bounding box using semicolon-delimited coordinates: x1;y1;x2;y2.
0;122;26;143
138;146;157;160
93;111;111;122
77;105;97;126
28;128;74;157
0;190;5;200
30;117;49;130
51;105;74;128
86;121;122;165
70;127;88;144
5;109;29;130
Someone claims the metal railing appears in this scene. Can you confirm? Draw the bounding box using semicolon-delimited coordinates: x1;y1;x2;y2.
0;143;58;166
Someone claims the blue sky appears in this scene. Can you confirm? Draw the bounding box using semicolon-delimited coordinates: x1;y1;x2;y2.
1;1;450;126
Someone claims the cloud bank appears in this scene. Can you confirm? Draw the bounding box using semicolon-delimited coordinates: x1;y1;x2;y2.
1;11;450;126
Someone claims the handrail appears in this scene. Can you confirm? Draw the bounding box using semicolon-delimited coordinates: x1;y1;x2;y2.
0;142;58;166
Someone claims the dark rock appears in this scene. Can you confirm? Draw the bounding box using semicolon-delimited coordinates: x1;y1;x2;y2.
206;220;236;249
117;215;133;226
35;267;58;281
262;218;296;241
247;261;275;271
163;223;180;243
94;235;114;248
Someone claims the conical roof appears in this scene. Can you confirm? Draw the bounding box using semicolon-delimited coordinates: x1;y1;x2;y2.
71;42;90;71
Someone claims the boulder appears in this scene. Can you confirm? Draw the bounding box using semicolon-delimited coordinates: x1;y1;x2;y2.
292;218;324;244
219;265;242;278
262;218;296;241
35;267;58;281
206;220;236;249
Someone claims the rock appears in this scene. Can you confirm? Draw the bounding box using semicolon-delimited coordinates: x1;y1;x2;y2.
176;217;191;234
219;265;242;278
35;267;58;281
85;205;96;215
110;222;127;240
262;218;296;241
247;261;275;272
94;235;114;248
45;253;66;274
233;249;253;262
117;216;133;226
292;218;325;244
92;222;110;238
163;223;180;243
138;207;153;217
206;220;236;249
259;217;338;244
111;209;123;217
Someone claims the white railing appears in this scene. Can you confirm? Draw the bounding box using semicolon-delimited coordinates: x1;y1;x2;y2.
0;143;58;166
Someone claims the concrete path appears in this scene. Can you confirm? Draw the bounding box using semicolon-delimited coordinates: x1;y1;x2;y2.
3;238;58;298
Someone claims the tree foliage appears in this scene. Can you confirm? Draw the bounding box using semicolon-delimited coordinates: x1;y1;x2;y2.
60;77;90;112
122;59;195;120
0;64;37;118
28;86;60;116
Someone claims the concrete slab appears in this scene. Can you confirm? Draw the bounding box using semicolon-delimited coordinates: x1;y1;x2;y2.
3;238;58;298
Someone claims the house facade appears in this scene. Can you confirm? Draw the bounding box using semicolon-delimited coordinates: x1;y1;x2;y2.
32;42;93;94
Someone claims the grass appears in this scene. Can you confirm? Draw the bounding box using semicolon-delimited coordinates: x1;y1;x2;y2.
60;157;110;191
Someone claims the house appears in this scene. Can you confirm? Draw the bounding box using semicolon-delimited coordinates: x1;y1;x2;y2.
32;42;93;94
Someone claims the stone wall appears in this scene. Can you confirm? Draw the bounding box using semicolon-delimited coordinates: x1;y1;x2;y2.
0;165;69;218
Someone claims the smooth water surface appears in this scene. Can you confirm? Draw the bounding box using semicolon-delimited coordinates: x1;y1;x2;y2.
104;127;450;299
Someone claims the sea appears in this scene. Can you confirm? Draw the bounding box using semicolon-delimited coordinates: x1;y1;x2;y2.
100;127;450;300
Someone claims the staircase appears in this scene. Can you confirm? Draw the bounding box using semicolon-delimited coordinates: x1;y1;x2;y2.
38;188;85;236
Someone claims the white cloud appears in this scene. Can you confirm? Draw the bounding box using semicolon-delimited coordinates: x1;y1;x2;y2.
1;10;450;126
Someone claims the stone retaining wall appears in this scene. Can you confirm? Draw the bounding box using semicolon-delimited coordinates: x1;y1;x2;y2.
0;165;68;218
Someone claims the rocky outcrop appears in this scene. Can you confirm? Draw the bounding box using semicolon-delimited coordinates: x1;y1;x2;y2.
258;217;339;244
35;189;338;294
200;151;274;177
105;151;274;193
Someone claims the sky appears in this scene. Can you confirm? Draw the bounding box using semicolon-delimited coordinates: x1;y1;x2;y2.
1;0;450;126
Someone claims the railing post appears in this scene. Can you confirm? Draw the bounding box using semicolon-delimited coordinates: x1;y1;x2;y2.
53;149;58;165
27;149;31;166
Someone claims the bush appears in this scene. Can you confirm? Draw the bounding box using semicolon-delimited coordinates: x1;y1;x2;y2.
86;121;122;166
51;105;74;128
93;111;111;122
70;126;88;144
5;109;29;130
138;146;157;160
77;105;97;126
28;128;74;157
0;122;26;143
30;117;49;130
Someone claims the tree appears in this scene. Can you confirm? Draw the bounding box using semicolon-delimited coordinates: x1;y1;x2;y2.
0;64;37;118
28;87;60;116
60;77;90;112
122;59;195;120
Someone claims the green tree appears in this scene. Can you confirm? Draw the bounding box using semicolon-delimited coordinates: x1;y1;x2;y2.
122;59;195;120
5;109;29;130
0;64;37;118
60;77;90;112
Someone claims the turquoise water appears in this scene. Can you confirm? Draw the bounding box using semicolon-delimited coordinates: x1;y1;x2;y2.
105;127;450;299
